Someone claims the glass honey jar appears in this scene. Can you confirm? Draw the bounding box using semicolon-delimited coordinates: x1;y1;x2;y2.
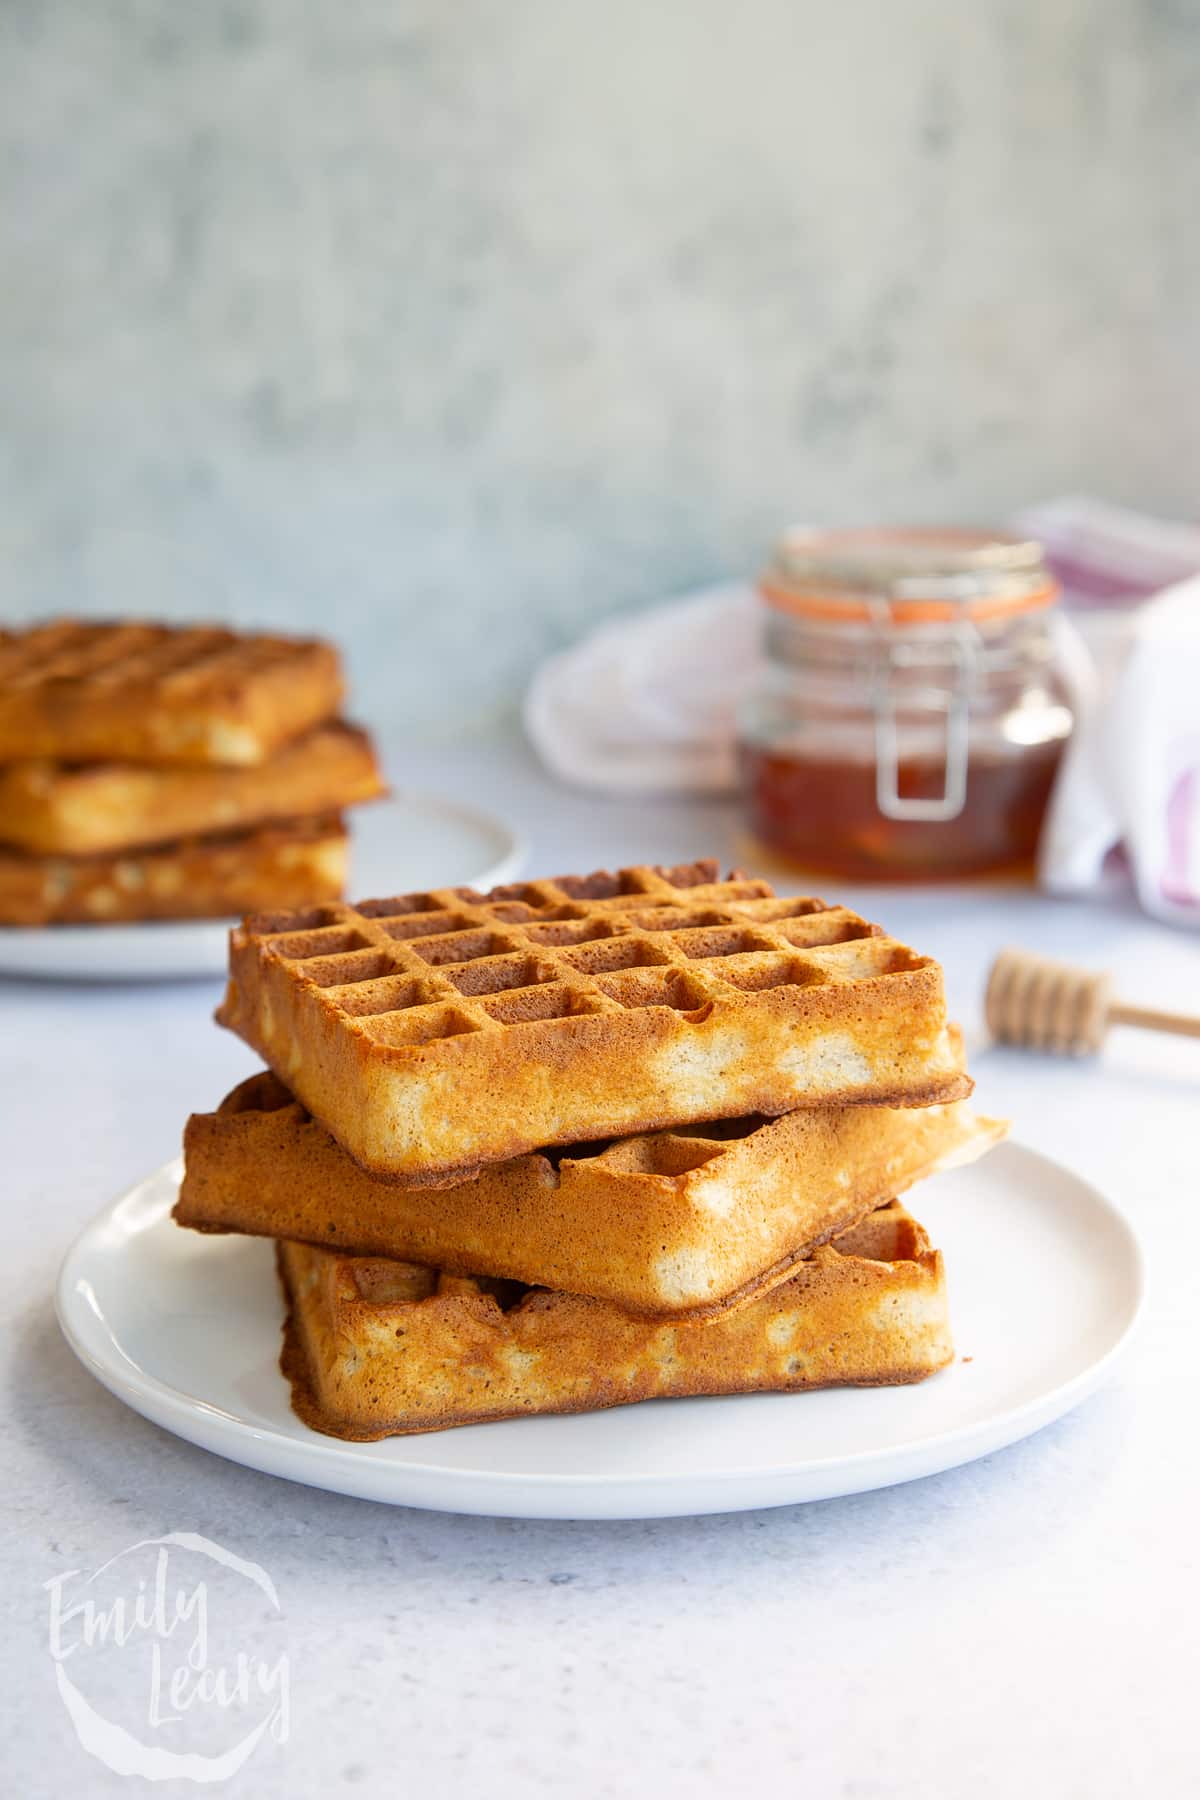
737;527;1076;881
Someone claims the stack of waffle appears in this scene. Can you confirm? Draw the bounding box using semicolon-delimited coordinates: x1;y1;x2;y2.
176;860;1004;1439
0;621;385;924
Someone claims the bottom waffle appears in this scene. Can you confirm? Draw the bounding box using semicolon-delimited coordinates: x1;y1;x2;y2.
278;1201;952;1440
0;813;348;925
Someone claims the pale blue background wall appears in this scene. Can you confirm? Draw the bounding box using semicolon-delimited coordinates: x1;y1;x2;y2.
3;2;1198;731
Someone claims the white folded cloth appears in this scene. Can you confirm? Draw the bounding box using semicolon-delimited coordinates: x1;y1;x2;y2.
1014;498;1200;923
525;581;761;795
523;499;1200;922
1039;577;1200;924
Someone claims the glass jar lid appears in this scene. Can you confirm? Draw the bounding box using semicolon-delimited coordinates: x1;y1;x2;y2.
760;527;1058;626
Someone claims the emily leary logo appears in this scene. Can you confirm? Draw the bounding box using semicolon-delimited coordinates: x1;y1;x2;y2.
45;1532;290;1784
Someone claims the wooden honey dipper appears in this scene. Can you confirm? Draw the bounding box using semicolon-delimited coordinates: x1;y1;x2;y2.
985;947;1200;1055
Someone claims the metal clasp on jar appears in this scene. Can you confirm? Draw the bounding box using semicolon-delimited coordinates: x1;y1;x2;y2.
868;605;981;822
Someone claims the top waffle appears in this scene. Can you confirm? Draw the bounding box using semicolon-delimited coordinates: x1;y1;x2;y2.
0;621;343;766
218;860;972;1183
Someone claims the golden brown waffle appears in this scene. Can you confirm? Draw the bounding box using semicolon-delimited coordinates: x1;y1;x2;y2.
278;1200;953;1440
0;722;384;856
178;1071;1003;1317
0;621;343;766
218;861;971;1183
0;814;348;925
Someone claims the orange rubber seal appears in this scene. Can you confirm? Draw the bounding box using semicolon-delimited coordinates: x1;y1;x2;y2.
758;574;1060;627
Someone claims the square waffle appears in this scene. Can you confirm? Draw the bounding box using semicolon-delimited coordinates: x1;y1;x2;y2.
278;1200;953;1439
0;814;348;925
218;860;972;1183
0;722;384;856
0;621;343;766
178;1071;1003;1317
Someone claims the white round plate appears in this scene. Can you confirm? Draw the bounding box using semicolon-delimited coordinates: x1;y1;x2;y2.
57;1143;1143;1520
0;791;524;982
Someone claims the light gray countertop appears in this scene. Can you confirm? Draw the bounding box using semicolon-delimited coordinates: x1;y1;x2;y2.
6;731;1198;1798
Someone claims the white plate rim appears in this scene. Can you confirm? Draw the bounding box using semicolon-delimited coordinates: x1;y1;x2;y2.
0;789;526;982
55;1143;1145;1520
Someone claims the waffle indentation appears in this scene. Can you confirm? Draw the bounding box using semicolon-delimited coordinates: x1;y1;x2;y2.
307;948;397;989
773;915;881;950
256;906;346;938
560;938;672;975
270;925;365;961
718;957;821;993
555;871;638;901
443;954;556;997
357;894;443;919
359;1005;483;1047
596;968;714;1012
617;905;737;933
477;984;580;1025
675;927;778;960
332;975;437;1017
734;896;829;923
380;910;473;941
411;928;518;967
522;918;618;948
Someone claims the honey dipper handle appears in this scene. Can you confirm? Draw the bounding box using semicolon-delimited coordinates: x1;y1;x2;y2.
1108;1002;1200;1040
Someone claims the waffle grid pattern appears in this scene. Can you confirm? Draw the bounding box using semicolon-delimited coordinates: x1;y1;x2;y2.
0;621;319;699
247;861;925;1051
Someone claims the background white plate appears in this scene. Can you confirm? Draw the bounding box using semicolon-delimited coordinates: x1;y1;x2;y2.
57;1142;1143;1520
0;790;524;982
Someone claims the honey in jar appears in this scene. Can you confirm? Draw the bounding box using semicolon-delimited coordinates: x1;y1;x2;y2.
737;528;1075;882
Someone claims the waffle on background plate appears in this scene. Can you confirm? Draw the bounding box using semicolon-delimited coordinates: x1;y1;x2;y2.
0;621;385;924
0;621;343;765
0;816;351;926
171;860;1005;1442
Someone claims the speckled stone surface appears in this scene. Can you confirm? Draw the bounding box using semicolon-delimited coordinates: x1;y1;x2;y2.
4;3;1200;729
4;733;1199;1797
